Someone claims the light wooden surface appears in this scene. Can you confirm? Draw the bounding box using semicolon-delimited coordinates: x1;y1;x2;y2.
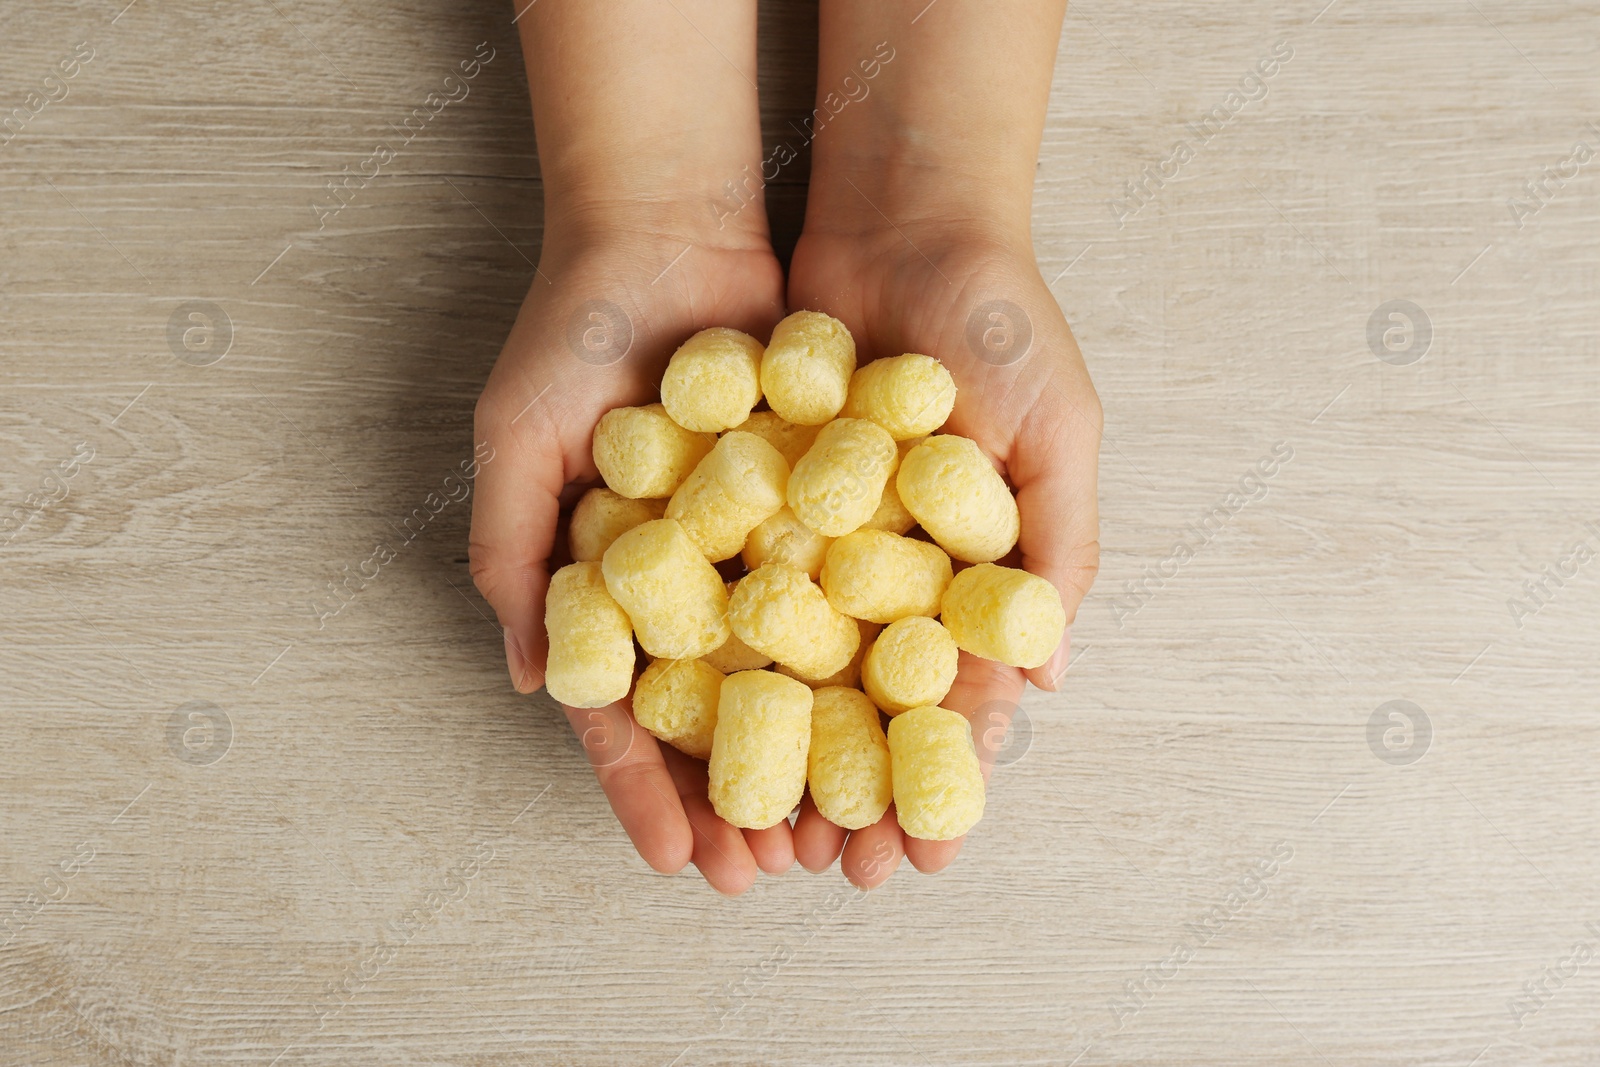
4;1;1599;1063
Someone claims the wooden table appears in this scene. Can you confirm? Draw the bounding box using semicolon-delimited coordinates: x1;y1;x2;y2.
4;1;1598;1063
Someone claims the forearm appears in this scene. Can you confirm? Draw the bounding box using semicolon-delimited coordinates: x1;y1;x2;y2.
518;0;768;247
804;0;1069;244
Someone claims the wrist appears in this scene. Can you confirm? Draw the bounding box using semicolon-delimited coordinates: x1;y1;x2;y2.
800;2;1062;248
520;0;773;261
796;171;1035;272
539;179;776;265
803;137;1035;249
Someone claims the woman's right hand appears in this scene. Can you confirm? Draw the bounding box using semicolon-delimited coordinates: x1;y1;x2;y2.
470;215;787;893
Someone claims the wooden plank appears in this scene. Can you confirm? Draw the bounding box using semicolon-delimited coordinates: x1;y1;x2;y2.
3;0;1599;1064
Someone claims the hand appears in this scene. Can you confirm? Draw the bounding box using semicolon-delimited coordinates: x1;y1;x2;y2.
481;0;813;893
786;220;1103;888
470;218;791;895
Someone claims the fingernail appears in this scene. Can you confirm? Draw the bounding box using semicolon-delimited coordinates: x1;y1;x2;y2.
504;627;529;693
1043;629;1072;690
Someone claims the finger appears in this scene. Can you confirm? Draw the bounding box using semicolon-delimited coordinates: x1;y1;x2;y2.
1012;377;1102;691
840;808;905;890
793;792;848;873
743;821;796;875
901;653;1024;872
565;701;694;875
660;748;760;895
470;396;566;694
685;798;760;895
903;832;965;874
947;651;1027;785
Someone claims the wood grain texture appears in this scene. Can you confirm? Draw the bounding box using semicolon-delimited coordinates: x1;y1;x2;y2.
3;0;1599;1064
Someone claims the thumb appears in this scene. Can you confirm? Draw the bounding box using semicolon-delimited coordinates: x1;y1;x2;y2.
469;399;565;694
1012;378;1102;691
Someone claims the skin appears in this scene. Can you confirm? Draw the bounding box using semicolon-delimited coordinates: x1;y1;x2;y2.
471;0;1100;894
